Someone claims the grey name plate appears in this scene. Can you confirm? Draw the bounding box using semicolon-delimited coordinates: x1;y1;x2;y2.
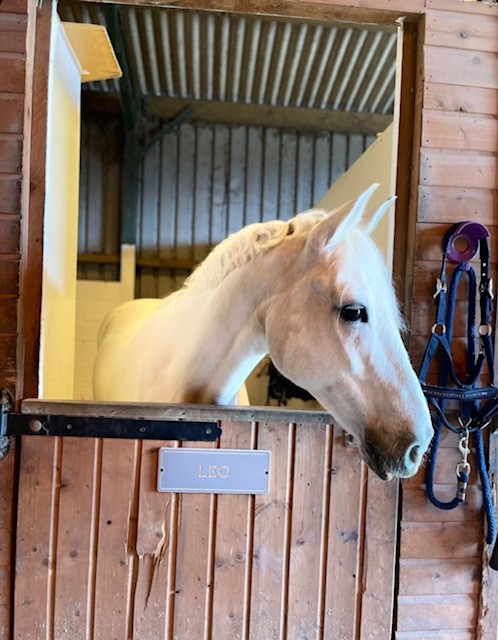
157;448;271;495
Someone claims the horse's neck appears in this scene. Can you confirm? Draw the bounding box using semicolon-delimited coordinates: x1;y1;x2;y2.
136;261;271;404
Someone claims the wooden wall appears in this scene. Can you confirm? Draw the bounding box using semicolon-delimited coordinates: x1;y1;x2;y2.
14;402;398;640
1;0;498;638
397;3;498;638
0;0;30;635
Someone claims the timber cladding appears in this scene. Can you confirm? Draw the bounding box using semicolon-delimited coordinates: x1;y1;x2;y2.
0;0;497;638
401;3;498;639
0;0;28;637
13;411;398;638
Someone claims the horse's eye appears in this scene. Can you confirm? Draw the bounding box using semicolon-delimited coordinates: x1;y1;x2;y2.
339;304;368;323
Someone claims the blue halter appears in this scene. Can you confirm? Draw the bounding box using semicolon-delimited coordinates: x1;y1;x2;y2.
418;221;497;568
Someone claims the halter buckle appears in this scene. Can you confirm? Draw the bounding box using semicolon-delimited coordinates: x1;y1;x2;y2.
431;323;446;335
433;278;447;299
479;323;493;336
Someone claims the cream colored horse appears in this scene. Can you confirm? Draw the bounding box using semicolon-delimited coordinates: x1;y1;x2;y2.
93;184;433;480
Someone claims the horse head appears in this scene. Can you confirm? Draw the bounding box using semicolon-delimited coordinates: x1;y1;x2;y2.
264;184;433;480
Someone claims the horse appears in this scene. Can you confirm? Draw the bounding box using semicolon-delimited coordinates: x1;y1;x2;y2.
93;184;433;480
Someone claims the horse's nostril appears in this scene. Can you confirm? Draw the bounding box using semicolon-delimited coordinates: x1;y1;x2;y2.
408;444;421;464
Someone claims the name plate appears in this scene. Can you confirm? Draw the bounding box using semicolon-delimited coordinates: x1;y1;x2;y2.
157;448;271;495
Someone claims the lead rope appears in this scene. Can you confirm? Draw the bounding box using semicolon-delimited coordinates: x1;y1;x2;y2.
418;223;497;564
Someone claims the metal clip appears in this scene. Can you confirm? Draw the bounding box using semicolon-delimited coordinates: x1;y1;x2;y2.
433;278;447;299
455;429;471;502
457;474;469;502
480;278;494;301
0;390;12;460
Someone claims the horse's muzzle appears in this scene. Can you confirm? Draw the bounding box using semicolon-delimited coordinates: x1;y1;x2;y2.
360;438;426;481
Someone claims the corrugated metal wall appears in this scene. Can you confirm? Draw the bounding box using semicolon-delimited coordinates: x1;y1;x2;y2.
77;117;376;296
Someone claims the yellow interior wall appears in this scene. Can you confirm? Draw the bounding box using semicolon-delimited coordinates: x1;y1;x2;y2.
73;246;136;401
316;122;397;271
38;17;81;399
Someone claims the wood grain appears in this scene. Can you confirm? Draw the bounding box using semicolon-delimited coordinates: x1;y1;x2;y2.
425;45;498;89
424;82;498;116
419;150;498;190
422;109;498;153
425;9;498;53
418;185;498;225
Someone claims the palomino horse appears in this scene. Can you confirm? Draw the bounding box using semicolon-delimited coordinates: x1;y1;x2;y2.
93;184;433;480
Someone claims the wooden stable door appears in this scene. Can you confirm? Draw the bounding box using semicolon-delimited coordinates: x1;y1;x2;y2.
13;403;397;639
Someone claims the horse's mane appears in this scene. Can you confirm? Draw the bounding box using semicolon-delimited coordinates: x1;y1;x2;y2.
166;210;327;301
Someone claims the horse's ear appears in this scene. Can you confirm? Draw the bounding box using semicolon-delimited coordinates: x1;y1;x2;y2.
305;183;380;255
362;196;397;236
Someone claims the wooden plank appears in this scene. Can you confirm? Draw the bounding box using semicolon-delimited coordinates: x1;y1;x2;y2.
93;440;140;639
138;88;385;147
419;150;498;190
14;438;59;639
0;0;27;14
0;297;18;333
397;18;424;319
400;522;482;560
0;258;20;297
0;176;21;215
424;45;498;89
409;444;479;489
286;422;328;639
17;0;53;398
412;297;481;337
426;0;498;15
403;486;484;523
0;134;22;173
396;632;474;640
0;437;14;628
210;421;252;640
21;399;332;425
425;10;498;53
397;594;477;632
78;0;425;23
53;439;99;639
61;22;122;83
414;222;498;261
324;429;363;639
422;110;498;153
0;218;20;253
0;94;24;134
398;559;481;596
0;53;24;93
133;440;176;638
424;82;498;116
359;473;398;640
0;12;27;54
418;185;498;225
249;421;289;639
0;335;16;374
172;440;215;639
